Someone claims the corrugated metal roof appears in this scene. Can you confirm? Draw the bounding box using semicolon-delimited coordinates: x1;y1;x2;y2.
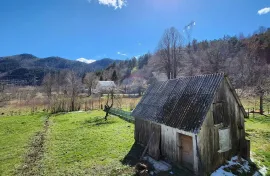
132;73;225;133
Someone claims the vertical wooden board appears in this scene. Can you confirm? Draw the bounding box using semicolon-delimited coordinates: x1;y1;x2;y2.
148;122;161;160
161;125;167;158
135;118;140;143
141;119;146;145
177;132;182;163
135;118;139;141
135;118;147;145
143;120;150;145
161;125;177;162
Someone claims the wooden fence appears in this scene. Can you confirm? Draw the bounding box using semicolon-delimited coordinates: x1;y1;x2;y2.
108;108;134;123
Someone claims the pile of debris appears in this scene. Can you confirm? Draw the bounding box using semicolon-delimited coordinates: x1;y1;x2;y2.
135;156;172;176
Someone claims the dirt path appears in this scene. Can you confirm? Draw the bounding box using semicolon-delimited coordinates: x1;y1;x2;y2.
16;114;50;176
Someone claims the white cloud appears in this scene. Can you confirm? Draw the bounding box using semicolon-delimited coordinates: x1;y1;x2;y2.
77;58;96;64
89;0;127;9
117;51;127;56
117;0;126;8
138;42;142;46
258;7;270;15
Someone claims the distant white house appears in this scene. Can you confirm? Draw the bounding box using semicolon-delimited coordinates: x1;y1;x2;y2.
121;76;147;94
95;81;116;93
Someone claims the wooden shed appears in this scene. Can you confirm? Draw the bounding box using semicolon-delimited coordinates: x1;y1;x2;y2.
131;73;250;175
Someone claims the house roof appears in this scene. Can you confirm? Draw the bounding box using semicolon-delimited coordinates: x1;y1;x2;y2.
97;81;116;87
132;73;225;134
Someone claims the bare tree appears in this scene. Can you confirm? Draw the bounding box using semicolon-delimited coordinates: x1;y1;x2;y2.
66;71;81;111
242;34;270;114
156;27;183;79
54;71;62;94
0;83;5;93
42;72;54;99
0;83;6;107
203;41;229;74
83;72;97;96
104;89;114;120
254;62;270;115
59;70;69;95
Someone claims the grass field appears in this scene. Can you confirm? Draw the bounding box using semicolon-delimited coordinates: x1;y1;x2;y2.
0;113;47;175
0;111;135;176
245;114;270;175
0;104;269;175
42;111;135;175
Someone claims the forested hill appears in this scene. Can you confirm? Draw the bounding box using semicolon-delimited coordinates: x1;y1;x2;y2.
1;27;269;88
99;27;270;91
0;54;119;85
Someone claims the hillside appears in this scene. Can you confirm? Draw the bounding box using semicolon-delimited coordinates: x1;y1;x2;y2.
1;28;269;89
103;27;270;89
0;54;120;85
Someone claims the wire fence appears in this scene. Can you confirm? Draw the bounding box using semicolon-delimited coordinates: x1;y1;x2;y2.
108;108;134;123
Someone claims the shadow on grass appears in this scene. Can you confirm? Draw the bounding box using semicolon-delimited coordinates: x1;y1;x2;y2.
84;116;116;126
121;142;145;166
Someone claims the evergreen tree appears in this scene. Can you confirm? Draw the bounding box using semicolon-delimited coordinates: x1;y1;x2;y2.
111;70;118;81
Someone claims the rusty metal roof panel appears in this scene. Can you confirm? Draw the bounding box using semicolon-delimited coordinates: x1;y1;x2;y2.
132;73;224;133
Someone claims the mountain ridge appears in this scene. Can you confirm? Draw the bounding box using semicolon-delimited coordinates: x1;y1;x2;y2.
0;53;120;85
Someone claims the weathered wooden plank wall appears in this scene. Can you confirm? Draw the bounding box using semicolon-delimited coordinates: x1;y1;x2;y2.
161;124;178;162
135;118;161;159
148;122;161;160
135;118;195;166
198;79;247;174
135;118;150;145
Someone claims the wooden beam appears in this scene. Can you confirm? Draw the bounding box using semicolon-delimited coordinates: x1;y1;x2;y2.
140;132;154;160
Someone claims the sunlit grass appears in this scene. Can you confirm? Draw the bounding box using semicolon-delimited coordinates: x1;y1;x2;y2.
245;114;270;175
0;113;46;175
41;111;135;175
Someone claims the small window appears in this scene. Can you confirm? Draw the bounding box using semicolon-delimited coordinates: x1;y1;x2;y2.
213;103;224;125
218;128;231;152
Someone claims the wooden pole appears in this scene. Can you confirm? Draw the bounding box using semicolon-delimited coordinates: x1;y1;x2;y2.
99;97;101;109
140;132;154;160
259;93;263;115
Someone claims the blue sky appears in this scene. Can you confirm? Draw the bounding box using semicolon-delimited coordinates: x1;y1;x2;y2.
0;0;269;61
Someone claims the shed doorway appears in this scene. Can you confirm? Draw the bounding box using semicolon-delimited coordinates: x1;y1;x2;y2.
178;134;194;170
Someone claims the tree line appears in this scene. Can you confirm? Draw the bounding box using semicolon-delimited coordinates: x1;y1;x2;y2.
151;26;270;114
